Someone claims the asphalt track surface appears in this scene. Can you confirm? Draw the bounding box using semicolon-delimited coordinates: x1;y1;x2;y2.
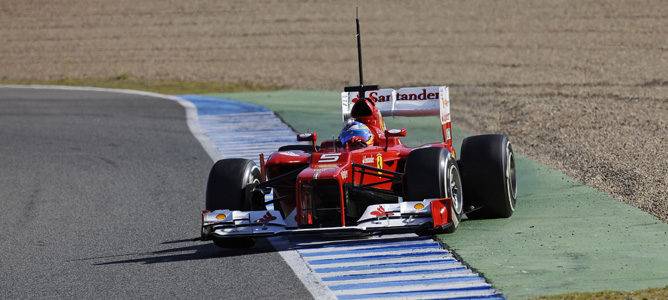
0;87;312;298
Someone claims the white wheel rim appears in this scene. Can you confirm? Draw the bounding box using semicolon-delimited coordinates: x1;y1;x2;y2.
448;163;463;215
506;144;517;211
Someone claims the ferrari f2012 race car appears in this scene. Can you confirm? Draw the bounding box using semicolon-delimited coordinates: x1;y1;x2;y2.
200;15;516;248
200;84;517;248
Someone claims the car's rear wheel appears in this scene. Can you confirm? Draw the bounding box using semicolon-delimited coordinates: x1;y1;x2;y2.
459;134;516;219
404;147;462;234
206;158;265;248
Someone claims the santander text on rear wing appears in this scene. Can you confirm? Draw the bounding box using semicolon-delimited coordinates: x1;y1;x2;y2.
341;85;452;149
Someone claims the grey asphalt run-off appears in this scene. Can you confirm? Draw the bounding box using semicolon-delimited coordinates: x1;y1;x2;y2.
0;87;312;298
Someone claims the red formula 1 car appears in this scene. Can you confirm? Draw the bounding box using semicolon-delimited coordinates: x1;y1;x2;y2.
201;84;517;248
200;15;516;248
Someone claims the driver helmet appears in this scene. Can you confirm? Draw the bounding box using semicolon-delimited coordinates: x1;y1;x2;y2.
339;121;374;147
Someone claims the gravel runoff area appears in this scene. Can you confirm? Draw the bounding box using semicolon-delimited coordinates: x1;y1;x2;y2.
1;0;666;221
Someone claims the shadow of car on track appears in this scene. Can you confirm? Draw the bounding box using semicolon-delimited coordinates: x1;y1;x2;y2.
85;238;280;266
87;228;471;266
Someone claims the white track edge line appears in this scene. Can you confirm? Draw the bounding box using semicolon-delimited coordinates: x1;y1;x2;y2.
332;280;490;296
308;254;454;268
372;289;499;300
318;262;465;277
297;239;438;254
323;270;476;285
303;248;447;260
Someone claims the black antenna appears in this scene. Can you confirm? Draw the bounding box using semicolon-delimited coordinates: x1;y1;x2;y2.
355;7;364;86
344;7;378;94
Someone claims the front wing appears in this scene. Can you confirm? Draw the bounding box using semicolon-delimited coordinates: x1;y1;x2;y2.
201;198;455;240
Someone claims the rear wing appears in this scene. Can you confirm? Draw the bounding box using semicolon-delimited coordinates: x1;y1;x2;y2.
341;85;452;148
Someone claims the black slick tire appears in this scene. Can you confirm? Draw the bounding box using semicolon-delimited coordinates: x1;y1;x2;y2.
205;158;264;248
404;147;463;234
459;134;517;219
206;159;264;211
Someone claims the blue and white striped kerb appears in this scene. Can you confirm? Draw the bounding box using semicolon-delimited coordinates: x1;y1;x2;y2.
291;234;502;300
180;95;300;167
180;95;503;300
180;95;304;210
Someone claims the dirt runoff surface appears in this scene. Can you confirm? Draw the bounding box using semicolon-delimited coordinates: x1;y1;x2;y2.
1;0;666;221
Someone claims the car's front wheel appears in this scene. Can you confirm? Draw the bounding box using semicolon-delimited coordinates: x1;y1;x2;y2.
404;147;462;234
206;158;265;248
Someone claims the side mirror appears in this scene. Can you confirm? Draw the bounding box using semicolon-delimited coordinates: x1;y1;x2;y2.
297;133;318;152
297;133;317;142
384;129;406;137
